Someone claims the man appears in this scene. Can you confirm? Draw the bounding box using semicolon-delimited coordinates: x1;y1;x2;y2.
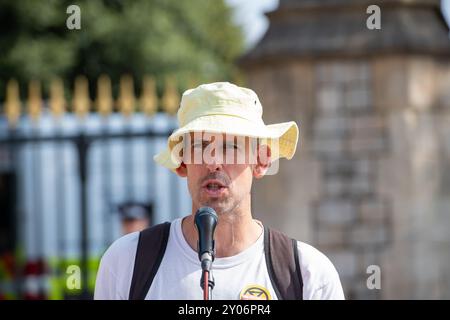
94;82;344;300
117;202;152;235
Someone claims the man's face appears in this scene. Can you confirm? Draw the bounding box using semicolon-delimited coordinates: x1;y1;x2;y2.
176;132;270;216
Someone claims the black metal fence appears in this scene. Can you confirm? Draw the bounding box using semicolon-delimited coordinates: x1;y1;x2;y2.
0;112;185;299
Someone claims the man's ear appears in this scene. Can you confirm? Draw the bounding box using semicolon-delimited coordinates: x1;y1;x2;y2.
175;162;187;177
253;145;271;179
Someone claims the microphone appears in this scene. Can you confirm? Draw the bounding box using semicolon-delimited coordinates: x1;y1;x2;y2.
194;207;218;272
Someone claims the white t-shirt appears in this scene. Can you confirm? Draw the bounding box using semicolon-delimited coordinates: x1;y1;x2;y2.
94;218;345;300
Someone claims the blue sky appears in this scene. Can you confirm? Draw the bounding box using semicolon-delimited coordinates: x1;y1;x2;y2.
227;0;450;49
226;0;279;48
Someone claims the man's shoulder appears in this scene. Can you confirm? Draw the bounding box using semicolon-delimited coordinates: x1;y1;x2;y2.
296;241;344;298
100;221;174;269
267;228;337;277
297;241;334;266
297;241;338;277
95;232;141;299
265;228;341;289
100;232;140;268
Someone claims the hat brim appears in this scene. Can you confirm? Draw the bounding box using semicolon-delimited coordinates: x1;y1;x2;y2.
153;115;299;171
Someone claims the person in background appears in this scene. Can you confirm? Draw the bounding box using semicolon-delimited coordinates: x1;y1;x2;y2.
118;202;153;234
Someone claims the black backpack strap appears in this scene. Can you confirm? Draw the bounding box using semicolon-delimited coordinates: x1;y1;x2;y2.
264;226;303;300
128;222;171;300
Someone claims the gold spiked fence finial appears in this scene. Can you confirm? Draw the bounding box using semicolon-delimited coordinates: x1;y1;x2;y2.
49;78;66;118
161;76;179;115
118;74;135;116
5;79;21;127
188;75;200;90
140;76;157;116
96;75;113;116
28;80;42;122
2;74;185;121
73;76;90;118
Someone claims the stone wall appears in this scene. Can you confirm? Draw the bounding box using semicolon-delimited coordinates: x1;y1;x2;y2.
246;56;450;299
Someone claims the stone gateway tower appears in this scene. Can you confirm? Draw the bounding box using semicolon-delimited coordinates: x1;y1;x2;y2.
240;0;450;299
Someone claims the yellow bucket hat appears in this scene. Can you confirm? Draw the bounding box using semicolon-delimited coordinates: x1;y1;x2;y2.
153;82;299;170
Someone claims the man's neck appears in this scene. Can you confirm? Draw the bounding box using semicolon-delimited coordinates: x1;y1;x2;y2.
181;208;263;258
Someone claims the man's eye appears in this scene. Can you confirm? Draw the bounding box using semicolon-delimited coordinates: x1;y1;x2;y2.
225;143;238;150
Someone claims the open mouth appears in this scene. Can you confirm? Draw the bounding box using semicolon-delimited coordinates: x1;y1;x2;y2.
206;183;224;190
202;180;228;196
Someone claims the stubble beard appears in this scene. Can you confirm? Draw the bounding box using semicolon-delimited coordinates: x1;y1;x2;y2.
201;196;246;225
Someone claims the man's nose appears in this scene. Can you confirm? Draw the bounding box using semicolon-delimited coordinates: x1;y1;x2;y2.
204;148;224;171
205;158;223;172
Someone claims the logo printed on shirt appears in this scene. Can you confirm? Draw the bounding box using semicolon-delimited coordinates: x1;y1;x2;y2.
239;284;271;300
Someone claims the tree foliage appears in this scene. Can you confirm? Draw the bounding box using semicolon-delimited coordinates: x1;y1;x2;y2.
0;0;244;101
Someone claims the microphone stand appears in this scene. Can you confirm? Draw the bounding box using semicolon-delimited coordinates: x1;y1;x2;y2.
200;269;215;300
200;253;215;300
